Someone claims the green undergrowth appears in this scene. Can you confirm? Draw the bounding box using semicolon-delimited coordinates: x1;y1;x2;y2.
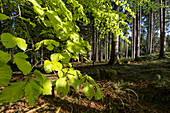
76;55;170;112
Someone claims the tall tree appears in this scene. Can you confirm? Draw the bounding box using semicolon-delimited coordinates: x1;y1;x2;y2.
147;1;153;54
159;0;167;58
108;3;120;65
131;1;136;58
99;38;104;62
105;32;109;61
96;28;99;62
135;1;141;60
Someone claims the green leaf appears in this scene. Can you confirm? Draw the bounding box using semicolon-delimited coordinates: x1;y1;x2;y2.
46;44;54;51
28;0;42;8
37;40;59;51
58;71;64;78
52;40;59;47
55;77;70;98
82;81;94;100
33;69;43;82
68;74;80;91
68;68;77;76
25;78;42;106
86;76;98;86
44;60;52;73
42;77;52;95
94;87;103;100
0;63;12;87
35;41;44;51
33;70;52;95
51;61;62;71
14;52;32;75
15;38;27;51
46;11;63;27
0;50;11;63
0;13;9;20
50;53;60;61
67;41;82;53
60;52;71;64
1;33;16;48
0;81;25;103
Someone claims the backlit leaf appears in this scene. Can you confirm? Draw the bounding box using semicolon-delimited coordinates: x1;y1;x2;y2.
68;74;80;91
55;77;70;98
1;33;16;48
44;60;52;73
15;38;27;51
33;70;52;95
51;61;62;71
82;81;94;100
14;52;31;75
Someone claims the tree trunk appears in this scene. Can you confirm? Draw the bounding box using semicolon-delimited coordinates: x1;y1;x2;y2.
108;3;120;65
132;14;136;58
88;39;92;61
108;31;111;60
96;28;99;62
41;46;43;65
159;0;167;58
119;36;121;58
147;13;150;54
99;39;103;62
150;7;153;54
135;4;141;60
105;32;109;61
148;3;153;54
109;33;119;64
125;35;128;58
92;20;96;65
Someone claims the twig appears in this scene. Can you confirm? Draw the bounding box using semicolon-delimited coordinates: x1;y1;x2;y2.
125;88;139;102
25;103;49;113
18;3;21;16
31;61;41;70
117;96;125;108
24;49;32;53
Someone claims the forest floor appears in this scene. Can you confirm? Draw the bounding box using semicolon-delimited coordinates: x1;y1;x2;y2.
0;53;170;113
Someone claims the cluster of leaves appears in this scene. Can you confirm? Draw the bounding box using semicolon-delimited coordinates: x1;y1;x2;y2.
0;0;152;106
0;0;103;106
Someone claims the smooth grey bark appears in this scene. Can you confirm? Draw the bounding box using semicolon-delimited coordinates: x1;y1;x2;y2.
147;4;153;54
126;41;128;58
135;5;141;60
119;36;121;58
105;32;109;61
92;20;96;65
132;14;136;58
96;28;99;62
89;39;92;61
147;13;150;54
99;39;103;62
109;33;119;64
125;34;129;58
159;0;167;58
150;7;153;54
108;4;120;65
108;31;111;60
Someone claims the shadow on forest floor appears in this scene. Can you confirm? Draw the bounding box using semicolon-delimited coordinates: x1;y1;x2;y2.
0;55;170;113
